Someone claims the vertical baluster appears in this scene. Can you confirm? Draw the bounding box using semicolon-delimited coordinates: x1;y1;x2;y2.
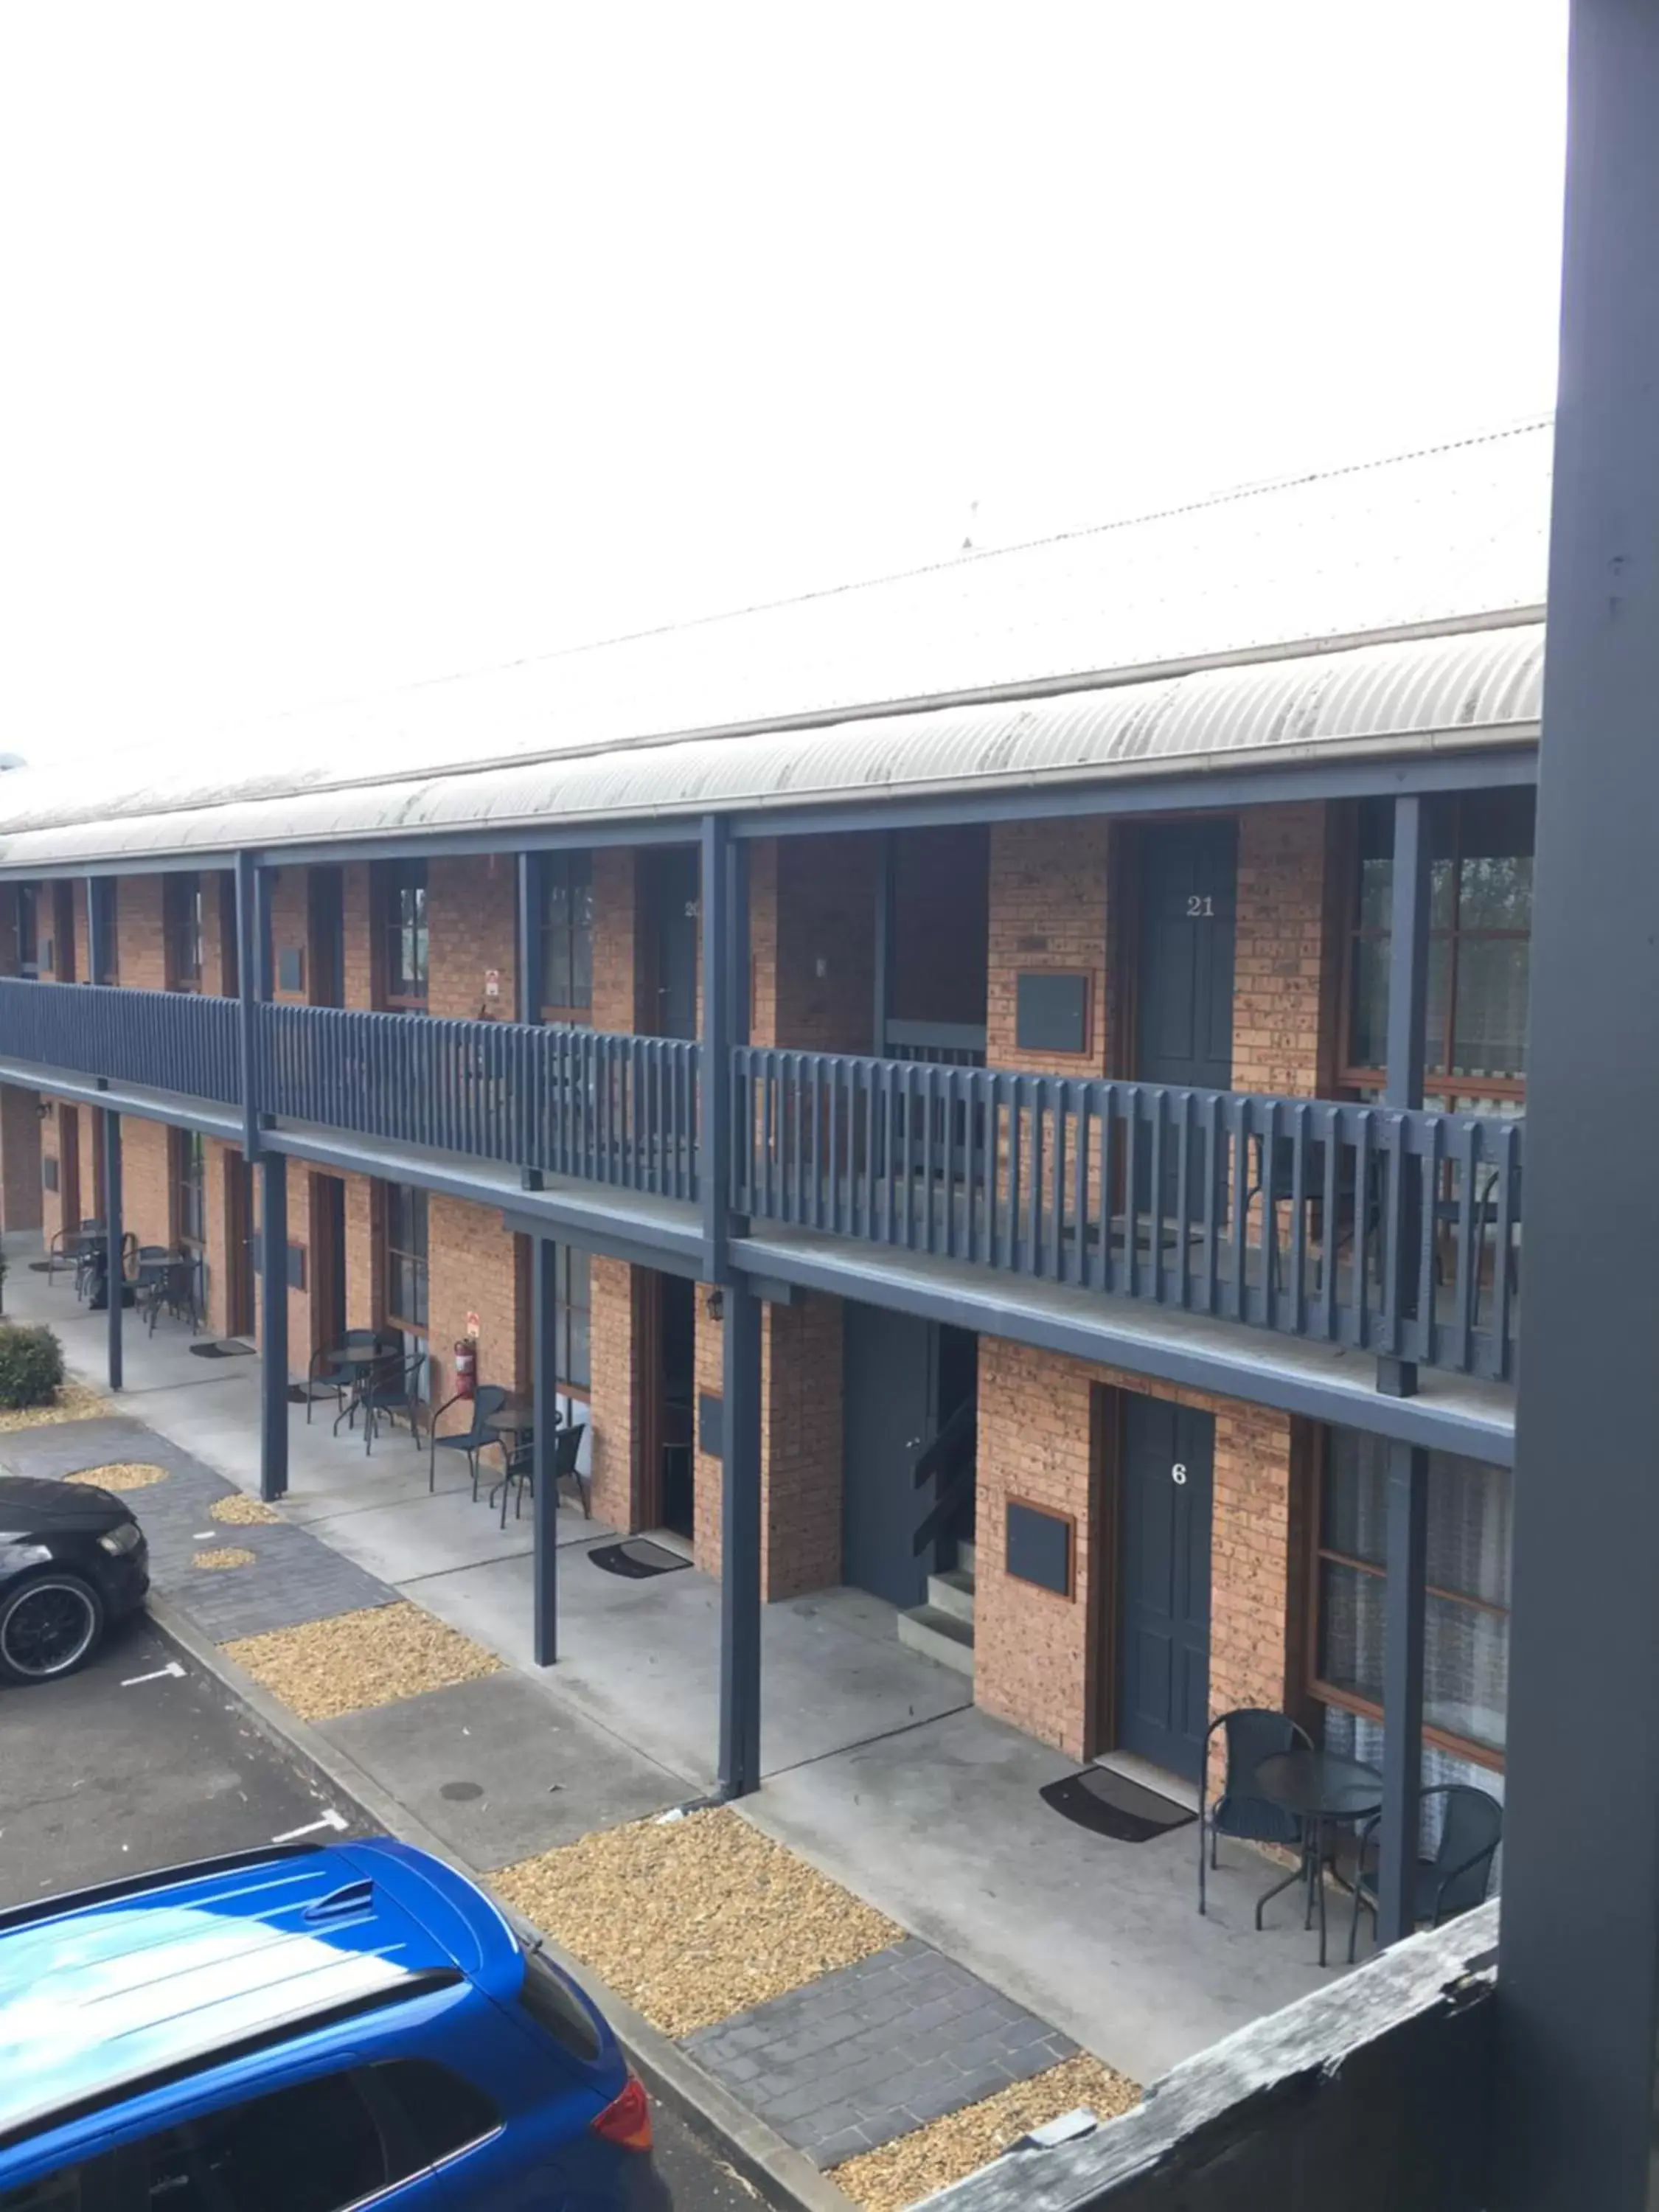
1048;1079;1068;1281
1228;1093;1250;1321
1290;1102;1310;1338
1318;1104;1340;1340
1490;1119;1519;1380
1177;1091;1193;1310
1380;1114;1405;1357
1259;1098;1279;1329
1419;1114;1444;1369
1002;1076;1020;1273
1150;1088;1166;1305
1353;1110;1374;1350
1450;1114;1476;1373
1093;1085;1114;1293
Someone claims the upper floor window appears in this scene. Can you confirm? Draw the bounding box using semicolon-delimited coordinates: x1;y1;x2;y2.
165;873;204;992
1341;790;1533;1108
384;1180;429;1330
540;852;594;1022
377;860;428;1009
15;886;38;978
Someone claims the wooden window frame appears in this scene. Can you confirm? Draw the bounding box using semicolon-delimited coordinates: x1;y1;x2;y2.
1303;1426;1507;1775
171;1127;206;1251
550;1242;591;1394
382;1180;429;1334
374;861;428;1012
165;874;205;994
1335;795;1532;1110
539;850;594;1026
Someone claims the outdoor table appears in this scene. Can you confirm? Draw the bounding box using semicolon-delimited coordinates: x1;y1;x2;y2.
332;1343;390;1436
1252;1746;1384;1966
482;1399;561;1453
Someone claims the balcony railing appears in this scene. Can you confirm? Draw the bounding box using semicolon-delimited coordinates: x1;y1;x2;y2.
731;1050;1523;1381
260;1004;699;1200
0;976;241;1105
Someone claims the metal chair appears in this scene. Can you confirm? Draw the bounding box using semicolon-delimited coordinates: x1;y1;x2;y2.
427;1383;509;1495
361;1351;426;1455
142;1256;201;1336
493;1420;588;1528
1199;1708;1314;1916
1347;1783;1503;1961
313;1328;390;1427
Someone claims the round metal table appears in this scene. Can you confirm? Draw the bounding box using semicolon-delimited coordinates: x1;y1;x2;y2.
1253;1746;1384;1966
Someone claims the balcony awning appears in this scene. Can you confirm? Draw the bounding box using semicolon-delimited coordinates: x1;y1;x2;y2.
0;619;1543;872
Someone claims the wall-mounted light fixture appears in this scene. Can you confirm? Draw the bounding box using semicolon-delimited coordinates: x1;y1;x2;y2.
703;1288;724;1322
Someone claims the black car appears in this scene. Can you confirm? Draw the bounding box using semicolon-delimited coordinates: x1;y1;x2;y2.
0;1476;150;1686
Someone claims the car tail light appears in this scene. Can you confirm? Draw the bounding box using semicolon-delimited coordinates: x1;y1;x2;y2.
590;2072;653;2152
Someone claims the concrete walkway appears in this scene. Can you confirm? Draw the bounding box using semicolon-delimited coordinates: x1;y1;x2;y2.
3;1237;1340;2087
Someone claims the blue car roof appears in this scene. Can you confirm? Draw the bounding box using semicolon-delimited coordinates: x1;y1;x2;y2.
0;1841;513;2147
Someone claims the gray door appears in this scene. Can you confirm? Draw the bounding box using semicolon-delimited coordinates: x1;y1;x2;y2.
651;849;700;1042
1117;1396;1214;1781
1136;821;1237;1090
843;1304;936;1608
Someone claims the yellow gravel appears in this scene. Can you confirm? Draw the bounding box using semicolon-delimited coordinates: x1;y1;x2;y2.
830;2055;1141;2212
192;1547;257;1571
0;1380;116;1433
64;1461;170;1492
223;1601;504;1722
209;1494;281;1526
491;1809;902;2038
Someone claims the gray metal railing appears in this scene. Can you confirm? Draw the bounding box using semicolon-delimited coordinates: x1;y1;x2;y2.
732;1048;1524;1380
0;976;241;1105
261;1004;700;1199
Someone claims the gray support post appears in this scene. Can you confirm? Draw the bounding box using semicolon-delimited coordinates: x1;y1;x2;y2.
1495;4;1659;2205
517;851;544;1026
700;815;747;1284
531;1234;559;1666
872;829;893;1054
717;1268;762;1797
1374;1442;1427;1945
234;852;268;1162
1377;793;1432;1400
259;1151;288;1500
102;1110;122;1391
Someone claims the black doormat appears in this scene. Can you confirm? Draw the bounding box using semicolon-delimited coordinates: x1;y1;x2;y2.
1040;1766;1196;1844
287;1384;315;1404
189;1339;257;1360
27;1260;55;1273
588;1538;692;1580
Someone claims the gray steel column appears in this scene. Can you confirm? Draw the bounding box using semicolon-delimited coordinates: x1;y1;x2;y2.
1377;792;1432;1400
531;1234;559;1666
259;1152;288;1500
102;1109;122;1391
1374;1442;1427;1945
700;815;745;1284
1495;4;1659;2205
717;1267;762;1797
516;851;544;1026
234;852;268;1163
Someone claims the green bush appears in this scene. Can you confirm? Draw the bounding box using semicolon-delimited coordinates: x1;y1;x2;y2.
0;1324;65;1410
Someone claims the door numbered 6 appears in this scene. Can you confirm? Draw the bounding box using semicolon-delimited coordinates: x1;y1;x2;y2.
1171;1461;1189;1486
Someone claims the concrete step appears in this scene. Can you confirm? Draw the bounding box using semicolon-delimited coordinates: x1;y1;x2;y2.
956;1538;977;1579
897;1604;975;1678
928;1567;977;1625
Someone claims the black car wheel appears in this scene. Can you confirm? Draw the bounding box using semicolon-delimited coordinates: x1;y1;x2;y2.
0;1573;105;1684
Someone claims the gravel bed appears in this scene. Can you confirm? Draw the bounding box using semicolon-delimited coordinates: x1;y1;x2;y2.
829;2054;1141;2211
209;1495;281;1525
192;1546;256;1571
491;1808;902;2038
65;1461;170;1492
0;1381;116;1433
223;1601;504;1722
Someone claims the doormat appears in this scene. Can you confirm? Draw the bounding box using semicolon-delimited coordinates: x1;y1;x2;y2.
189;1340;257;1360
588;1539;692;1580
287;1385;315;1404
27;1260;55;1272
1040;1766;1195;1844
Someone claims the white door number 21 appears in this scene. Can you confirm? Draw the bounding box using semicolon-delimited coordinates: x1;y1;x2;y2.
1186;894;1215;917
1171;1461;1189;1486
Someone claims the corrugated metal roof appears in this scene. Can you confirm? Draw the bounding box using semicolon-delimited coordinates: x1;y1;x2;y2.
0;622;1545;869
0;422;1551;864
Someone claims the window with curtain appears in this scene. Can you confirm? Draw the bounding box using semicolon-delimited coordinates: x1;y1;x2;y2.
1311;1426;1510;1766
1342;790;1534;1108
377;860;428;1008
552;1243;591;1391
173;1129;206;1248
15;886;38;978
384;1182;429;1329
540;852;594;1021
165;873;204;992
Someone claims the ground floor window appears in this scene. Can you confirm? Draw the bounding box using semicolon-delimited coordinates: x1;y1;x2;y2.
1310;1427;1510;1771
552;1243;591;1393
172;1128;206;1250
383;1181;429;1332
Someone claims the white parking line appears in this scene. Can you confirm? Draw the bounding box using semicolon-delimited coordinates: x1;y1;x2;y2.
121;1661;187;1687
271;1810;349;1843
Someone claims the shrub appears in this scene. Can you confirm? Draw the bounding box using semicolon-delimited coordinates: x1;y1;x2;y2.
0;1324;65;1410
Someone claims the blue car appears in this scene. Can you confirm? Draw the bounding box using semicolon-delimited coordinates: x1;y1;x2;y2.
0;1837;670;2212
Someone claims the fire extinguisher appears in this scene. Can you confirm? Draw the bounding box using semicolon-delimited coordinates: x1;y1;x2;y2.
454;1338;477;1400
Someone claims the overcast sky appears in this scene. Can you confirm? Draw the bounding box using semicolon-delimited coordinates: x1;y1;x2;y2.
0;3;1567;776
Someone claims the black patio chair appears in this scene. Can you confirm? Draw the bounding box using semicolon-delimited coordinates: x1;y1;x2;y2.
427;1383;509;1496
361;1351;426;1456
1198;1708;1314;1916
312;1328;389;1427
141;1257;201;1335
493;1420;588;1528
1347;1783;1503;1961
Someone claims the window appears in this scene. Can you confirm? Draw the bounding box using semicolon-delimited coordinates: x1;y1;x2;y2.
553;1242;591;1391
518;1940;601;2062
1310;1427;1511;1767
540;852;594;1020
89;878;119;985
165;874;205;992
377;860;428;1009
133;2068;400;2212
384;1181;428;1330
173;1129;206;1249
1342;791;1534;1107
15;885;38;978
372;2058;501;2164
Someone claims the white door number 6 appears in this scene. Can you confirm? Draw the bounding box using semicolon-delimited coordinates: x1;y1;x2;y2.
1171;1462;1189;1486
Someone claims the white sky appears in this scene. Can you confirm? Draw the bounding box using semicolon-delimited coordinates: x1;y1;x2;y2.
0;2;1567;777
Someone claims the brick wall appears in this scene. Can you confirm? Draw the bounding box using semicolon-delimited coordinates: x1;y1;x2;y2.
428;857;518;1024
425;1194;526;1427
891;824;990;1026
1231;804;1332;1097
345;1172;377;1329
122;1119;173;1252
973;1333;1302;1763
270;867;311;1004
987;819;1114;1075
591;850;640;1034
0;1084;41;1234
343;866;373;1010
200;871;236;996
588;1255;637;1528
751;834;880;1052
118;876;167;993
71;883;91;985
